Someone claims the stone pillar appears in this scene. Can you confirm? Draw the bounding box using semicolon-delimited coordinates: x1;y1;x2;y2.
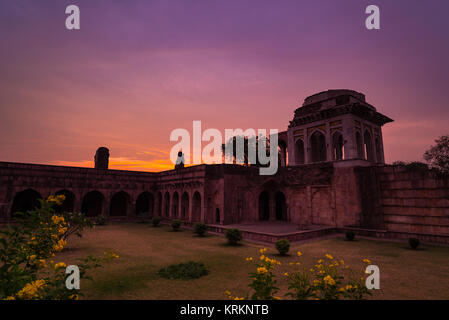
343;116;357;160
325;122;332;161
378;128;386;164
94;147;109;170
287;128;295;166
188;192;196;222
103;197;110;217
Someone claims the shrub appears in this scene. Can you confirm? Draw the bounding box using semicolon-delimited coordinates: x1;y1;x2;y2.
171;219;182;231
405;161;429;172
158;261;209;280
345;231;355;241
275;239;290;255
152;216;162;227
225;249;373;300
95;215;107;226
194;223;207;237
62;212;93;239
225;228;242;246
0;194;118;300
409;238;420;249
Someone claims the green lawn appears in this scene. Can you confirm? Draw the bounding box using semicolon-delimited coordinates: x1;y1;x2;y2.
57;223;449;300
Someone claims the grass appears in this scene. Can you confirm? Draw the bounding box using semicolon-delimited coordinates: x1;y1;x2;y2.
56;223;449;300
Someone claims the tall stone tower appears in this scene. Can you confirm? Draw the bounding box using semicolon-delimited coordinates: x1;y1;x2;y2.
286;90;393;165
94;147;109;170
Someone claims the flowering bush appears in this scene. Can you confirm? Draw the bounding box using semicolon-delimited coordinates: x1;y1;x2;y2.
0;194;118;300
226;249;372;300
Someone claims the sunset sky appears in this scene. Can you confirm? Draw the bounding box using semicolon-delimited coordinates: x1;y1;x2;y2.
1;0;449;172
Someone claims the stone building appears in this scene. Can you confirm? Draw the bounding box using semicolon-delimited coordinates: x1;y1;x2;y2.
1;90;448;244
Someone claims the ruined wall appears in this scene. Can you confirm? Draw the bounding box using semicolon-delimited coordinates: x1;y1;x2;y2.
378;166;449;236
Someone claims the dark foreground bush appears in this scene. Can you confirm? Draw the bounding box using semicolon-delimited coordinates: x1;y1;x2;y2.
409;238;420;249
152;216;162;227
95;215;107;226
345;231;355;241
171;219;182;231
158;261;209;279
275;239;290;255
194;222;207;237
225;228;242;245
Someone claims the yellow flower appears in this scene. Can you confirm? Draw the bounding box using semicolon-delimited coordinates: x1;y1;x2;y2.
284;272;289;277
363;259;371;264
257;267;268;274
259;248;267;254
273;296;281;300
339;259;345;265
29;255;37;261
4;296;15;300
325;254;333;260
234;297;244;300
245;257;253;262
260;255;265;260
345;284;353;290
317;259;324;264
323;275;336;286
224;290;231;296
297;251;303;256
54;262;67;270
16;279;46;299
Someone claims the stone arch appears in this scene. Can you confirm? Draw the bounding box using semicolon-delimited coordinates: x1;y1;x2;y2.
81;191;105;217
135;192;154;217
156;192;162;216
210;191;221;224
310;130;327;162
275;191;287;221
356;131;364;159
110;191;131;217
171;191;179;218
192;191;201;222
364;130;374;161
332;131;344;160
295;139;305;164
181;192;189;220
278;139;288;166
258;191;270;221
11;189;42;217
54;189;75;214
164;192;170;217
215;208;220;224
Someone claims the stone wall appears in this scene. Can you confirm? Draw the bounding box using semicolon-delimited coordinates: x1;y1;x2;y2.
377;166;449;236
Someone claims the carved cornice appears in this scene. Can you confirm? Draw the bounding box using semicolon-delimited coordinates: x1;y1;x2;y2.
289;103;394;128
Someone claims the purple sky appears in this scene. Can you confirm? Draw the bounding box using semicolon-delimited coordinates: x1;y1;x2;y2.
1;0;449;171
